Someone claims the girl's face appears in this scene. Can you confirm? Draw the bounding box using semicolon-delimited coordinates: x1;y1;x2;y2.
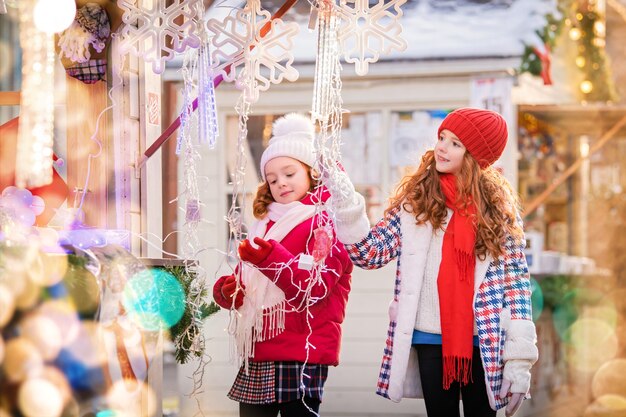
435;129;467;175
264;156;311;204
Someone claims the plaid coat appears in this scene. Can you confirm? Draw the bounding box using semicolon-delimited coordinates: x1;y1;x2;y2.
345;206;534;410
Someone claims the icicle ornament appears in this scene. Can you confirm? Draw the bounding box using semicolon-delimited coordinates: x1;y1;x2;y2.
176;51;195;156
312;1;340;124
197;42;219;147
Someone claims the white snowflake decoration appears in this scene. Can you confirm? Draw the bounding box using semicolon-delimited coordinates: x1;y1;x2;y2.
205;0;299;103
118;0;202;74
337;0;408;76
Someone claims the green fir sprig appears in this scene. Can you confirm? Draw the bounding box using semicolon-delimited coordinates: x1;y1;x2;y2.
162;265;220;364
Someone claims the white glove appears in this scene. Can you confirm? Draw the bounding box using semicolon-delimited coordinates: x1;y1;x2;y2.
326;170;370;244
499;360;532;416
328;169;358;209
499;320;537;417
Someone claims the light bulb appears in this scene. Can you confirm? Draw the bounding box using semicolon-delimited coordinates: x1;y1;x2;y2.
580;80;593;94
33;0;76;34
569;27;582;41
594;21;606;37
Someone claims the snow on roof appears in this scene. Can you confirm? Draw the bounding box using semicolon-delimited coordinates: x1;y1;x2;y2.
205;0;557;62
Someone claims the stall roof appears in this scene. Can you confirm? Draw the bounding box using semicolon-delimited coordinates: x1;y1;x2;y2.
205;0;557;62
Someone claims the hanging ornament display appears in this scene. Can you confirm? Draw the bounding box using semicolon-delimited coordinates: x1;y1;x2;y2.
311;0;345;200
168;1;217;396
336;0;407;76
205;0;300;103
15;0;56;188
117;0;202;74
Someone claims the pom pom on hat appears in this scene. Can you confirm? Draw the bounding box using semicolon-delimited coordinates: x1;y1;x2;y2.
260;113;316;180
438;108;508;168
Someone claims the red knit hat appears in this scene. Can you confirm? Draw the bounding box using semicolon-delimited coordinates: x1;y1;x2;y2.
437;108;508;168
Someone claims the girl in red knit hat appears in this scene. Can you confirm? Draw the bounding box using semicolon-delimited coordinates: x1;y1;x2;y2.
213;113;353;417
329;108;537;417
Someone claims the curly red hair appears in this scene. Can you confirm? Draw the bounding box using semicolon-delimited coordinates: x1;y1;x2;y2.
386;150;524;259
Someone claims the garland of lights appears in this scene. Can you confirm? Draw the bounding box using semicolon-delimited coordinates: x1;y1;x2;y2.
566;0;618;101
520;0;618;102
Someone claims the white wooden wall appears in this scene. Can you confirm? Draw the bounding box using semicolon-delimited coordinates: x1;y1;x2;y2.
111;0;164;410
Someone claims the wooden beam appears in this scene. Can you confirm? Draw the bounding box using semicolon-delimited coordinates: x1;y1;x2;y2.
0;91;20;106
162;81;179;258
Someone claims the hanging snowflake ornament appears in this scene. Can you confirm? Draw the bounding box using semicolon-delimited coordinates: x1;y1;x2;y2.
117;0;202;74
337;0;408;76
205;0;299;103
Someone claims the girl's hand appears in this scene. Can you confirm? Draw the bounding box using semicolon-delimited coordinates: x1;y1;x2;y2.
239;237;273;265
499;379;524;416
499;359;533;416
328;170;357;208
213;274;244;309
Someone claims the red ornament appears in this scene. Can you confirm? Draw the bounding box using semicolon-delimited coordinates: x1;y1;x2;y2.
533;44;553;85
312;227;332;263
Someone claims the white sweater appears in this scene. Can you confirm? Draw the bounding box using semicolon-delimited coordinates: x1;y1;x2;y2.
414;214;477;336
414;227;444;333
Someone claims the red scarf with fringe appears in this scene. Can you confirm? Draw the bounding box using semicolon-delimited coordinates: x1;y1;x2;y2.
437;173;477;389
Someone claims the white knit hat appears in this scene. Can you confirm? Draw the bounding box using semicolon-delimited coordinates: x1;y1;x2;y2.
259;113;316;180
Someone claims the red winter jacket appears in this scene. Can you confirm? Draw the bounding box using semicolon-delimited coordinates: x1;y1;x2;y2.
213;191;353;366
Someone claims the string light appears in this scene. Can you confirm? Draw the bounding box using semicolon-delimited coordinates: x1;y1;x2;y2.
569;27;582;40
580;80;593;94
312;1;340;124
15;0;55;188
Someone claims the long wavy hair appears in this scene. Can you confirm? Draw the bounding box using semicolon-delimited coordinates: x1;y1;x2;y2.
386;150;524;259
252;162;319;219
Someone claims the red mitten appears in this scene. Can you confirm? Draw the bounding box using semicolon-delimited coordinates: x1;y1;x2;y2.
213;275;244;309
238;237;273;266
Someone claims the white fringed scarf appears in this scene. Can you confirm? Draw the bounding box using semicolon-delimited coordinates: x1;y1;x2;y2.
235;201;317;365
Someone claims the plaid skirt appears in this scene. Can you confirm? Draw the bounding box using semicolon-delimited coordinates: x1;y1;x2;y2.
228;361;329;405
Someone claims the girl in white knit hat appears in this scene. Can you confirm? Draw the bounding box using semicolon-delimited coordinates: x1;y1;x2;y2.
213;113;353;417
328;108;537;417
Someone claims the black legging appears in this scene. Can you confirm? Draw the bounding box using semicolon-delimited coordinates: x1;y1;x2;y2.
416;344;496;417
239;396;321;417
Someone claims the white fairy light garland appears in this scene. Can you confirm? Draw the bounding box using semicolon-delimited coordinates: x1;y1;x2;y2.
15;0;56;188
